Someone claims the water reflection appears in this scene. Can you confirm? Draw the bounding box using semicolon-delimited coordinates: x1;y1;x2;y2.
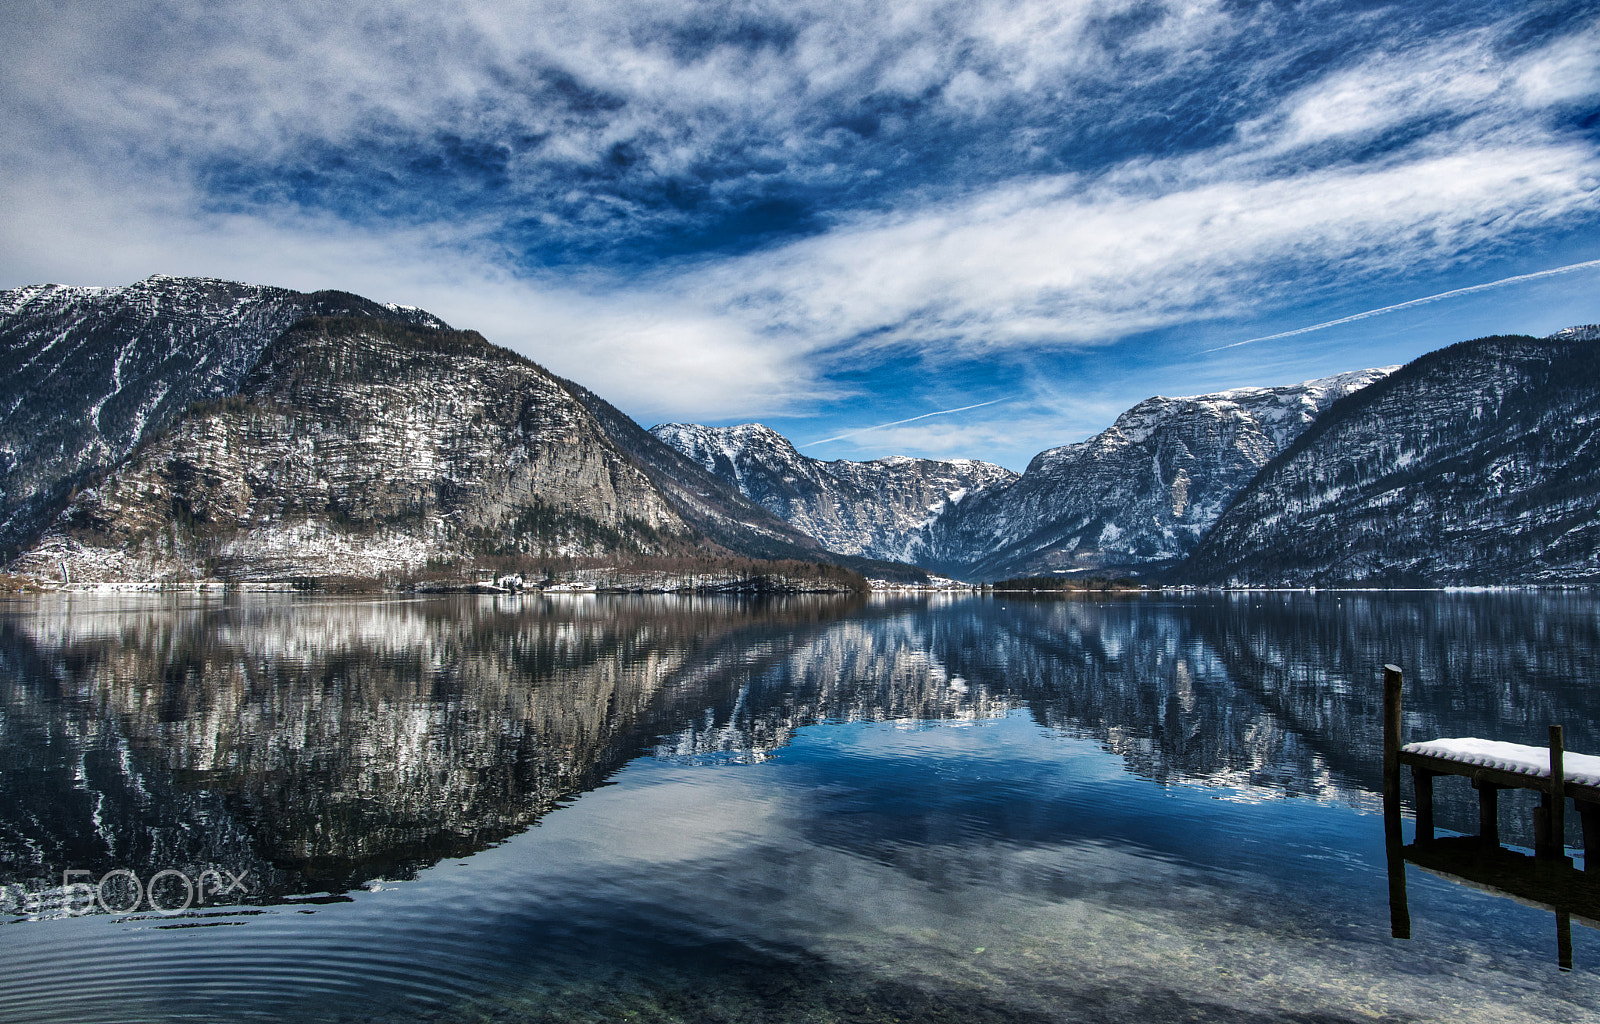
4;591;1598;916
1387;832;1600;970
4;590;1600;1022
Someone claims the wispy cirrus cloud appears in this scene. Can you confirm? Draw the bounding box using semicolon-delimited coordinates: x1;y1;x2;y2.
1;1;1597;463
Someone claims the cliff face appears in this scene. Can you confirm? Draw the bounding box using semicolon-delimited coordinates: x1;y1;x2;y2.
648;422;1017;564
1184;329;1600;586
654;372;1389;581
12;318;693;584
557;382;838;563
0;276;448;556
930;369;1394;580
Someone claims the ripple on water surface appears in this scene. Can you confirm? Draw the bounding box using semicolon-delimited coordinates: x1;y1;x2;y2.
1;592;1598;1022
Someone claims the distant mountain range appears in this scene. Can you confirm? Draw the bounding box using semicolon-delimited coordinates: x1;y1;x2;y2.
3;274;1597;587
648;421;1017;566
652;370;1393;580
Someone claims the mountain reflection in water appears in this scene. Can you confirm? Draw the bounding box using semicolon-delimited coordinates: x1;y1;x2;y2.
3;591;1599;906
2;591;1599;1024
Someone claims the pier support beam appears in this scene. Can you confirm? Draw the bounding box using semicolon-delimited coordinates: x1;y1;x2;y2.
1413;768;1436;843
1383;666;1403;822
1580;802;1600;874
1381;665;1411;939
1475;779;1501;848
1538;725;1566;861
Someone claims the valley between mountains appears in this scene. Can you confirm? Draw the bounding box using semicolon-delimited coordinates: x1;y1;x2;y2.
3;275;1598;589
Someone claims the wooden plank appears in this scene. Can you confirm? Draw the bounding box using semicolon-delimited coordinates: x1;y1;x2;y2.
1397;749;1600;805
1396;750;1600;803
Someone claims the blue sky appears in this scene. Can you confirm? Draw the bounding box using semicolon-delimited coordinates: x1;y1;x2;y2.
2;0;1598;470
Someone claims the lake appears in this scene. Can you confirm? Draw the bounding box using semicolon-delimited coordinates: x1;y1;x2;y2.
1;590;1597;1023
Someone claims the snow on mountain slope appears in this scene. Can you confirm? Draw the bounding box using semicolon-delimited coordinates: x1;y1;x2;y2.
656;370;1391;580
0;275;449;556
12;317;691;584
1185;329;1600;586
929;368;1396;580
649;422;1017;562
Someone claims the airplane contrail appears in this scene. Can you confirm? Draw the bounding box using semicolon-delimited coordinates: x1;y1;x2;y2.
807;397;1011;446
1205;257;1600;353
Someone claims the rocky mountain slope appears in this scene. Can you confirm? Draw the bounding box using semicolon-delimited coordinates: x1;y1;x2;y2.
0;276;447;558
657;371;1390;580
1184;327;1600;586
11;317;696;584
929;369;1395;580
558;384;852;565
649;421;1017;563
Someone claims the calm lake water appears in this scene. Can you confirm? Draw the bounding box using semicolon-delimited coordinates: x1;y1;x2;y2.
1;591;1597;1023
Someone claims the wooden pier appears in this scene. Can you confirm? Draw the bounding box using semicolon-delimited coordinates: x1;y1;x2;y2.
1381;664;1600;968
1383;665;1600;862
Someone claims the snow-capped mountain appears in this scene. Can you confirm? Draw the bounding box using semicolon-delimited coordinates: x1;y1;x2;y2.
7;272;1597;588
649;421;1018;563
1184;328;1600;586
930;368;1396;580
557;386;844;567
13;317;696;584
0;275;448;557
657;370;1391;580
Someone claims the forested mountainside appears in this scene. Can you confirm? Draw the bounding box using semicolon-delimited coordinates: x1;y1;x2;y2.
12;317;695;584
6;272;1595;588
928;369;1394;580
1185;327;1600;586
650;421;1016;564
0;276;447;558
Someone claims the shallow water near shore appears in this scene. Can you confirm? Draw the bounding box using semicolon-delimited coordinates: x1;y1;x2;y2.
1;590;1597;1022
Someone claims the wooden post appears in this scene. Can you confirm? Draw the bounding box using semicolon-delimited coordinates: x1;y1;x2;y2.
1413;768;1435;843
1558;911;1573;972
1475;778;1500;847
1381;664;1411;939
1581;802;1599;874
1544;725;1566;861
1383;665;1403;821
1385;831;1411;941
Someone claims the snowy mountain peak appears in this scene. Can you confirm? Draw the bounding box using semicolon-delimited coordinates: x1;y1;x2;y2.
650;421;1017;562
0;277;452;555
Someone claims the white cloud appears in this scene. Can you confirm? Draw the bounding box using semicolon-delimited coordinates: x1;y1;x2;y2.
3;0;1598;456
684;135;1600;357
0;166;824;423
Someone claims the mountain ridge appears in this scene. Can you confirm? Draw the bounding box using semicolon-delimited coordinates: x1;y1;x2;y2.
1184;331;1600;586
654;368;1393;581
0;275;450;558
11;316;699;584
648;420;1018;565
5;274;1599;588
